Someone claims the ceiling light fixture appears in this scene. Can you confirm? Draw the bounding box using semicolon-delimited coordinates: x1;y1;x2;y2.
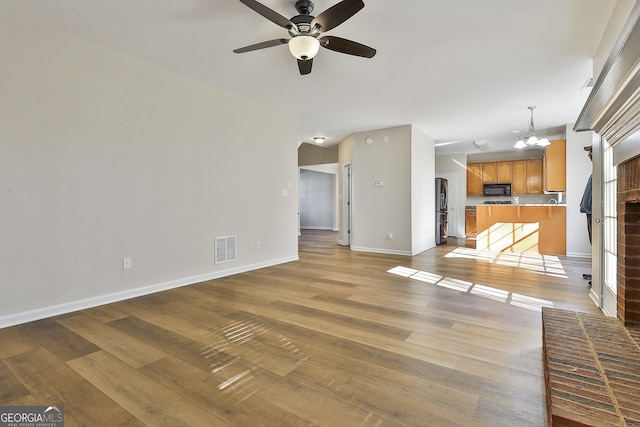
313;136;325;144
288;36;320;61
514;106;550;149
514;139;527;149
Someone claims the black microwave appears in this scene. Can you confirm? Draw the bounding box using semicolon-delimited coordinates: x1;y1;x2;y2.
483;183;511;197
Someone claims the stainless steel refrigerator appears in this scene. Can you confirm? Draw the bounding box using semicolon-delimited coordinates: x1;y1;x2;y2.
435;177;448;245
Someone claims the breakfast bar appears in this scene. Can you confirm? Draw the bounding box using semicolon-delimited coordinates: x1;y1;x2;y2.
475;204;566;255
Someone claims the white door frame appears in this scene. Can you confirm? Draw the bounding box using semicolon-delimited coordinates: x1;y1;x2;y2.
341;163;352;246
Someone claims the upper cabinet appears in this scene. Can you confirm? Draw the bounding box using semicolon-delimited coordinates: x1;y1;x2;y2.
512;160;543;194
468;158;543;195
526;158;543;194
480;161;512;183
467;163;483;195
482;162;497;183
544;139;566;192
497;161;512;183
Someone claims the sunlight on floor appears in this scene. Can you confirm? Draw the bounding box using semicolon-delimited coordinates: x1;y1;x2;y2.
443;247;568;278
387;266;554;312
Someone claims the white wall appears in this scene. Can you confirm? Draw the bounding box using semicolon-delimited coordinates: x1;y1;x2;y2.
342;125;435;255
411;126;436;254
299;164;339;232
351;126;413;254
566;124;596;257
299;169;336;230
0;11;299;327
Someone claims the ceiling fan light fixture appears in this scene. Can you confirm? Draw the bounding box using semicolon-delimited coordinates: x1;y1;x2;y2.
288;35;320;60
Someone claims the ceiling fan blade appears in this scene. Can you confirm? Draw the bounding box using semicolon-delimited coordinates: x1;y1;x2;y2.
233;38;289;53
320;36;376;58
298;59;313;75
239;0;295;29
311;0;364;32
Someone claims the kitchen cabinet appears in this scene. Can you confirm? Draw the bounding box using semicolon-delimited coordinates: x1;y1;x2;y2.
467;163;483;195
512;161;527;194
512;159;543;194
467;159;533;195
482;162;498;183
465;209;477;238
527;158;543;193
497;161;512;183
544;139;566;192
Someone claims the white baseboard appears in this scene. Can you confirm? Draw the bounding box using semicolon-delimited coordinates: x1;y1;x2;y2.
349;246;412;256
566;252;593;258
300;226;334;230
0;256;298;329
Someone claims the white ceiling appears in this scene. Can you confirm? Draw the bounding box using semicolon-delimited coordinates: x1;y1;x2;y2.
2;0;618;154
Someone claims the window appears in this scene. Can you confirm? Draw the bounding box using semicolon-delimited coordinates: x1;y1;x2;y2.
603;139;617;294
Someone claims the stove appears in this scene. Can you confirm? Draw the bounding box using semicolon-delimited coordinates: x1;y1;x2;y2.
485;201;512;204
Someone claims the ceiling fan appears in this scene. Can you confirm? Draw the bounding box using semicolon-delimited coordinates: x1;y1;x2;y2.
233;0;376;75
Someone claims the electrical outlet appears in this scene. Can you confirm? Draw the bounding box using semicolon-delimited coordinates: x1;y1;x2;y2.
122;257;132;270
256;241;261;250
387;232;393;240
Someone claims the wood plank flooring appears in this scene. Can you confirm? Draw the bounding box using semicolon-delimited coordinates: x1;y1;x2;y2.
0;230;599;426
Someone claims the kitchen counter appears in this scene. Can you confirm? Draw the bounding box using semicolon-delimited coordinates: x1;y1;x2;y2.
475;205;566;255
476;203;566;207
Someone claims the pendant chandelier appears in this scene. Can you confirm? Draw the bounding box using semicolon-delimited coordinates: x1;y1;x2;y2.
514;106;550;149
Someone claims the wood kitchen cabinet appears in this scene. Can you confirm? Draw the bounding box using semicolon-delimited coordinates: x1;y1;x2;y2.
527;158;543;193
512;161;527;194
465;209;477;238
482;162;497;183
544;139;566;192
497;161;512;183
512;159;543;194
467;163;483;195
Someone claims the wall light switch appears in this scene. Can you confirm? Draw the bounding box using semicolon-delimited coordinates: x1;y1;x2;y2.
375;181;384;187
282;189;289;197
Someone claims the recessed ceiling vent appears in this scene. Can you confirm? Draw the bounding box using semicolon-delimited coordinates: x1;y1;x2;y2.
215;236;237;264
474;141;491;152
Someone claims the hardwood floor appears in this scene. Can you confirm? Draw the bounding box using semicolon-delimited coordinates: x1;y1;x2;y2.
0;230;599;426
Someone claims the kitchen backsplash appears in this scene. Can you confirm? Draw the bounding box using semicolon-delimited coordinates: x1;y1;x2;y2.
467;192;565;206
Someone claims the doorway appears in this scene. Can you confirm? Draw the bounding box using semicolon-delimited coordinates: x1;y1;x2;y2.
436;173;459;237
342;163;351;246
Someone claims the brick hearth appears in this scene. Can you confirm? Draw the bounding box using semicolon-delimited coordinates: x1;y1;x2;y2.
542;307;640;426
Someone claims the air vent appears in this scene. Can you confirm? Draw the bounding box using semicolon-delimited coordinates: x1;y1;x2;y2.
474;141;491;152
215;236;237;264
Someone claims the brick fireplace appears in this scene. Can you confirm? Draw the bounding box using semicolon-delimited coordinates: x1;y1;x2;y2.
618;156;640;325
